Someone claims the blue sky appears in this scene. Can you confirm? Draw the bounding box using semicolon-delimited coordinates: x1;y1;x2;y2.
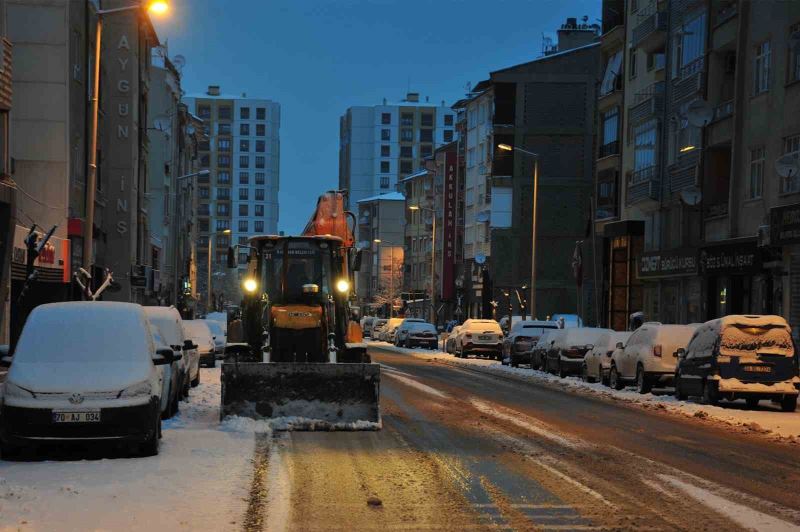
153;0;601;234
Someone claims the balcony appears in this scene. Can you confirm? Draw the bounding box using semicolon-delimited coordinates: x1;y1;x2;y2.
673;57;705;102
626;166;660;205
598;141;620;159
629;82;665;125
632;6;667;53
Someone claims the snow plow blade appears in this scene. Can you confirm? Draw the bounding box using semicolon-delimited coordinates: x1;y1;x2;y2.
220;362;381;430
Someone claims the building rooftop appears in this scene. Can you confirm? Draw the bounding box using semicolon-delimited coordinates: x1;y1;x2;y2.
356;192;405;203
399;169;430;183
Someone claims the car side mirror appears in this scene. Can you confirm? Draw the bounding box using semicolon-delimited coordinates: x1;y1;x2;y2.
0;355;12;368
183;339;198;350
352;249;363;272
616;342;624;349
227;246;237;269
675;348;685;359
153;348;174;365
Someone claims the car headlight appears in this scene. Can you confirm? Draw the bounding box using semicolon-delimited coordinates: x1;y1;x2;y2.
118;381;152;398
3;381;35;399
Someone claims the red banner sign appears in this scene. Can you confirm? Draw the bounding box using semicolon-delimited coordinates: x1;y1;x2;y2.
441;151;457;300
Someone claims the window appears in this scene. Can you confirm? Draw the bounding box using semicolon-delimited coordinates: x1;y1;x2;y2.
216;203;229;216
381;145;390;157
218;155;231;168
400;160;413;174
199;219;209;232
421;113;433;127
754;40;771;95
600;51;623;96
240;123;250;135
198;203;210;215
467;147;476;167
444;114;453;126
240;107;250;119
629;49;637;80
238;236;248;245
217;171;230;184
217;187;230;199
238;252;248;264
420;129;433;142
218;106;231;119
377;176;389;189
647;52;666;72
401;128;413;141
256;124;265;136
256;189;265;200
218;138;231;152
255;156;265;169
240;155;249;168
239;203;249;216
381;161;390;173
200;154;210;167
601;107;619;154
782;135;800;193
790;24;800;83
631;120;657;183
443;130;454;142
400;112;413;126
255;204;264;216
238;220;248;232
239;172;249;184
216;235;230;248
198;140;210;151
381;129;390;141
400;146;412;158
255;221;264;233
382;112;391;124
256;140;265;152
673;13;707;78
199;186;209;199
239;188;249;200
240;140;250;152
219;123;231;135
198;105;210;118
255;172;265;184
421;145;432;158
256;107;266;120
748;147;764;199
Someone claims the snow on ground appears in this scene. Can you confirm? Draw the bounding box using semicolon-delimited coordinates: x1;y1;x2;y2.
0;368;255;532
370;341;800;442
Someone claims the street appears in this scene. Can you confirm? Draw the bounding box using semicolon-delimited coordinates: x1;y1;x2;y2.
3;344;800;531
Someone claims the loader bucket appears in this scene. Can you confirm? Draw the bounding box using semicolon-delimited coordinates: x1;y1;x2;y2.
220;362;381;430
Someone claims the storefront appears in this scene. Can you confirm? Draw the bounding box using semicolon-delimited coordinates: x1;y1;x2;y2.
638;247;702;325
770;203;800;335
604;220;643;331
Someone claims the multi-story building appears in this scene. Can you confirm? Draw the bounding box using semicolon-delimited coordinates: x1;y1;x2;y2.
355;192;405;315
399;167;433;307
0;0;14;343
338;93;456;217
458;19;601;321
184;86;280;311
432;141;461;324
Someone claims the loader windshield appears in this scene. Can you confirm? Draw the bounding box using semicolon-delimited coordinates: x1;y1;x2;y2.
260;240;333;303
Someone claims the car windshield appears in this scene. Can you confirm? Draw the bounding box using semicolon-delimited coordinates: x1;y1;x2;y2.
410;323;436;333
466;321;501;332
260;240;334;303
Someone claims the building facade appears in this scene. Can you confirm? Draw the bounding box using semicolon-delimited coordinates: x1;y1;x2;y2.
184;86;280;312
0;0;13;344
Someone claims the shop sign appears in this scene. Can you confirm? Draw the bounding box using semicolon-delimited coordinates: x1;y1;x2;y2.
770;203;800;245
12;225;64;269
638;248;698;278
441;151;457;300
699;240;759;275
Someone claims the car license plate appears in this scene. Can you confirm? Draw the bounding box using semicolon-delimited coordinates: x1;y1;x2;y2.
743;365;771;373
52;411;101;423
479;335;491;341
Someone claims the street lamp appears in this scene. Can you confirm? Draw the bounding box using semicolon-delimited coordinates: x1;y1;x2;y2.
409;204;436;325
83;0;170;273
373;238;398;318
498;143;539;320
207;228;231;311
171;169;210;307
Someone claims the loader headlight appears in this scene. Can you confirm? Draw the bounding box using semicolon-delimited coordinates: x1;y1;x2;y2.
336;279;350;293
243;278;258;293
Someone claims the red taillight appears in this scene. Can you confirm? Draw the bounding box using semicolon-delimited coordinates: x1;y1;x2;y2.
653;344;662;357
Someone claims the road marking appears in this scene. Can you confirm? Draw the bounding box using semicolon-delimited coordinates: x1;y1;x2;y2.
383;369;449;399
658;474;800;532
379;363;415;377
262;433;292;532
534;461;615;508
469;398;586;450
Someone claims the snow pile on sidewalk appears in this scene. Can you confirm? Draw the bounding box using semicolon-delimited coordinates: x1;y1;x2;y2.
370;341;800;442
0;368;255;531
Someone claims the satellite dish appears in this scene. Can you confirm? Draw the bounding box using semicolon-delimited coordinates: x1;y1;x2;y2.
172;54;186;70
686;99;714;128
680;186;702;206
153;115;171;133
475;253;486;265
476;211;490;223
775;155;800;178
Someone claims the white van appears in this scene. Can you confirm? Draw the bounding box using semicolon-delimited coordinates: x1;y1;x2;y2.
145;307;198;398
0;302;172;457
204;319;226;359
184;320;216;369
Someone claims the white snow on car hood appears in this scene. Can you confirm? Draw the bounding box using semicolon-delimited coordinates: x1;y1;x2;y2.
7;361;150;393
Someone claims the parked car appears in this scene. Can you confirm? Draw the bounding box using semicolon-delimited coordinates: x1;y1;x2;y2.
0;302;172;457
361;316;376;338
545;327;613;378
674;315;799;411
502;320;559;367
371;318;388;340
393;318;426;346
454;319;503;359
445;325;461;354
184;319;216;369
551;314;583;329
145;306;198;396
204;319;226;359
205;311;228;336
583;331;632;384
149;328;181;419
380;317;405;343
609;322;700;393
396;322;438;349
530;330;558;370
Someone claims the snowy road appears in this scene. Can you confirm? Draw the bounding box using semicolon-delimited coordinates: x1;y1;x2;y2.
3;346;800;531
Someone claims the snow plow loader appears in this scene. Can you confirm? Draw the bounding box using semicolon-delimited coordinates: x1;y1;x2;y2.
220;191;380;429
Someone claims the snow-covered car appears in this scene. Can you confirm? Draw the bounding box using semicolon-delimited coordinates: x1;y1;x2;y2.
674;315;800;411
501;320;559;367
149;328;181;419
0;302;171;457
183;320;216;369
454;319;503;359
204;319;226;359
370;318;388;340
582;330;632;384
380;317;405;343
205;312;228;335
361;316;376;338
393;318;427;346
531;330;559;370
544;327;613;378
445;325;461;354
396;322;438;349
145;306;198;395
609;322;700;393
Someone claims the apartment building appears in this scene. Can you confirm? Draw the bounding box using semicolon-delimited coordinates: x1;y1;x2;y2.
0;0;13;343
399;167;433;303
184;86;280;310
338;93;456;217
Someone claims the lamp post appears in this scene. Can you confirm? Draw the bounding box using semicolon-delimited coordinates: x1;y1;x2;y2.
498;143;539;320
83;0;169;274
373;239;398;318
171;169;209;308
207;228;231;311
409;205;436;325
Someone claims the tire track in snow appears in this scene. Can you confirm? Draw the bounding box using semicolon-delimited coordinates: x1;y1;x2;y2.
383;368;449;399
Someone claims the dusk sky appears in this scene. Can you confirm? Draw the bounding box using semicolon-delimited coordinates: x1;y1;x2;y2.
153;0;602;234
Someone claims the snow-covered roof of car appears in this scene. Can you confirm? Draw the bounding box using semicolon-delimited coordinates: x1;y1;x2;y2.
552;327;614;348
183;320;213;340
702;314;790;331
510;320;558;334
592;330;633;350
